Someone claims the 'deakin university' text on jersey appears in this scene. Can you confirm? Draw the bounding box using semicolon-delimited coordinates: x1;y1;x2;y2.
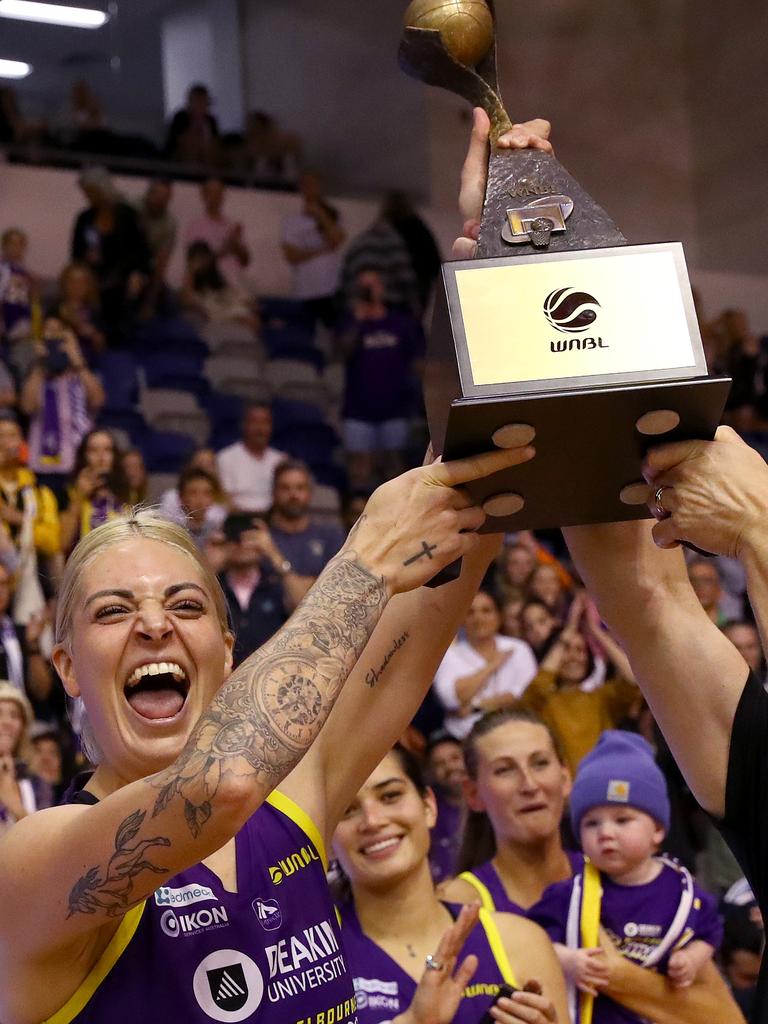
45;789;357;1024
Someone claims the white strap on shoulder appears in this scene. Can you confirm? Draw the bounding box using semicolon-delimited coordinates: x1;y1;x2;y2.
642;856;695;968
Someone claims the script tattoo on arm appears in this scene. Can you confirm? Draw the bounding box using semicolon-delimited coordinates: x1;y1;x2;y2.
365;631;410;688
149;550;388;837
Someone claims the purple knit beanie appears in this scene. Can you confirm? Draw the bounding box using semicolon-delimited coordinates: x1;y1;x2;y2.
569;730;670;834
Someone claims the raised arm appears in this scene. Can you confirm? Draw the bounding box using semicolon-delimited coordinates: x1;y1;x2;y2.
563;519;745;816
294;534;502;833
0;450;525;963
282;446;536;834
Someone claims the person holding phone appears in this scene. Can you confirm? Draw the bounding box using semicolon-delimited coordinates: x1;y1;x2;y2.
20;315;105;506
214;511;289;663
59;428;130;554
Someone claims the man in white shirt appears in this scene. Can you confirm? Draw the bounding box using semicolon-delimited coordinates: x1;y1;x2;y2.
216;403;285;513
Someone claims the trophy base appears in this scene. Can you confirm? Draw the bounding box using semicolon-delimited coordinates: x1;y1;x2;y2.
436;376;731;532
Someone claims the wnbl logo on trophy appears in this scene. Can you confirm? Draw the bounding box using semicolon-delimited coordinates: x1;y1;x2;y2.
544;287;608;353
543;287;601;333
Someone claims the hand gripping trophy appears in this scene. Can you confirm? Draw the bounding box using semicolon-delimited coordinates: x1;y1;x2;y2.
399;0;731;532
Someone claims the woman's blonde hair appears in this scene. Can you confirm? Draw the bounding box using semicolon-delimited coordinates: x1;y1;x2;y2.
0;681;33;761
55;509;231;765
55;507;229;645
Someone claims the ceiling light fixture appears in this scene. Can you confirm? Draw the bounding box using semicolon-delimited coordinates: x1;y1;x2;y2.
0;57;32;78
0;0;108;29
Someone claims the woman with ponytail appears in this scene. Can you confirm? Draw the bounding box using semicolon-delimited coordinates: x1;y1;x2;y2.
442;709;580;915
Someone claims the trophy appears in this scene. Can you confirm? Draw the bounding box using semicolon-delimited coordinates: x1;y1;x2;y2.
399;0;731;530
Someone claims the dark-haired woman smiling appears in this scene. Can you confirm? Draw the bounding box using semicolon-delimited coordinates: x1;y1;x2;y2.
334;745;568;1024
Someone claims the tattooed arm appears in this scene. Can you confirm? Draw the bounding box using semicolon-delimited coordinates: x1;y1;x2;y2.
280;532;507;835
0;447;530;975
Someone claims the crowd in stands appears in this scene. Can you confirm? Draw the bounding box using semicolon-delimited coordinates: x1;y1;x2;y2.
2;80;302;186
1;131;767;1018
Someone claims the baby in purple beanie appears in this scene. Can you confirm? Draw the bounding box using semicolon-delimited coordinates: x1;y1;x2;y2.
529;730;722;1024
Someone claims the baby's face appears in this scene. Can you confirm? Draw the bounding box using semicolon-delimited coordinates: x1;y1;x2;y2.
580;804;664;876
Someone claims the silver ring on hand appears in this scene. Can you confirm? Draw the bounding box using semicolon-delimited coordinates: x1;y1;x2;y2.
654;485;672;519
424;954;443;972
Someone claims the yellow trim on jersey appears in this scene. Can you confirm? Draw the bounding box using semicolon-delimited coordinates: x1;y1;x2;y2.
267;790;328;869
43;902;146;1024
579;860;603;1024
673;926;695;951
478;907;517;988
458;870;495;911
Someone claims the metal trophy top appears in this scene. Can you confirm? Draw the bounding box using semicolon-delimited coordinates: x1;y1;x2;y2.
399;0;626;258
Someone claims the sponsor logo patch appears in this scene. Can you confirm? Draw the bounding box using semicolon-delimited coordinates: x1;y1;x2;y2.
192;949;264;1021
252;896;283;931
155;882;217;908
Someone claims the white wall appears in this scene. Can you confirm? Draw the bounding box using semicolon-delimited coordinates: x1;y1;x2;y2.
0;161;379;296
161;0;244;134
161;9;215;121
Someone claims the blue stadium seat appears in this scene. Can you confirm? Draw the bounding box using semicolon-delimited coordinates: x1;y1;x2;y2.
99;351;139;412
261;324;318;359
271;397;326;432
311;461;348;493
272;422;339;466
259;297;314;329
141;428;197;473
141;352;205;390
204;391;245;451
134;318;209;361
97;409;148;447
203;390;245;424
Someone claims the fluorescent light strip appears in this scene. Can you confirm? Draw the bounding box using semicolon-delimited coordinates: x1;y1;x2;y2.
0;58;32;78
0;0;108;28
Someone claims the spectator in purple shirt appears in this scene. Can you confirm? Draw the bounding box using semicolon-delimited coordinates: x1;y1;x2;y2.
425;730;467;884
337;267;425;489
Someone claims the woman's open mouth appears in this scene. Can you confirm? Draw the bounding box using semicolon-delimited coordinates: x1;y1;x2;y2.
124;661;190;721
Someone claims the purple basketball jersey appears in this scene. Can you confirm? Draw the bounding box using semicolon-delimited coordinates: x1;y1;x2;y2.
340;902;515;1023
46;792;357;1023
459;852;584;914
